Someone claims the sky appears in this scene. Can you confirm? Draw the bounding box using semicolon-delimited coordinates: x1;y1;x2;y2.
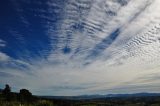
0;0;160;96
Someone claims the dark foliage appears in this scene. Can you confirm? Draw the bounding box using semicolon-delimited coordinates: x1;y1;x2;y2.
2;84;11;101
19;89;33;103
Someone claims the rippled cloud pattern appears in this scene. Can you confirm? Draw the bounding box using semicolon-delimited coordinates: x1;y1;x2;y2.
0;0;160;96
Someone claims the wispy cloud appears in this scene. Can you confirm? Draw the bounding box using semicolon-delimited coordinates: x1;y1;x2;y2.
1;0;160;96
0;39;6;47
0;52;10;62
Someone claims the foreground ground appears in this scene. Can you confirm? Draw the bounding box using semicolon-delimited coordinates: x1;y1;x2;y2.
1;93;160;106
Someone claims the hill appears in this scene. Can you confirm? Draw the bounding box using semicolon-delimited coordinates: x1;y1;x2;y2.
40;93;160;100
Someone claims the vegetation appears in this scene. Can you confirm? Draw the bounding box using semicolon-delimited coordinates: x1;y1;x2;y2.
1;84;160;106
0;84;54;106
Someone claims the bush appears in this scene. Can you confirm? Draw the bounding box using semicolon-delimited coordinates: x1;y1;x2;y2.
19;89;33;103
2;84;11;101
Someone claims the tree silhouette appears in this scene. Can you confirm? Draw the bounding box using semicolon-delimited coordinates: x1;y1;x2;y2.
2;84;11;101
19;89;32;103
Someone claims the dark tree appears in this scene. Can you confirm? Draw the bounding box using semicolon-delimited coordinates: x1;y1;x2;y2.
2;84;11;101
19;89;32;103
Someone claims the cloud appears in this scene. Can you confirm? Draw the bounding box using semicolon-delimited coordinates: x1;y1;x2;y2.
45;0;160;65
0;39;6;47
0;52;10;62
1;0;160;96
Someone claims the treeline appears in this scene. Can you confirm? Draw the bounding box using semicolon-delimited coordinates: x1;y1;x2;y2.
0;84;74;106
0;84;36;103
0;84;56;106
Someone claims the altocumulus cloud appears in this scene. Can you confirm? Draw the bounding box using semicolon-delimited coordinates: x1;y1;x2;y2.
0;0;160;96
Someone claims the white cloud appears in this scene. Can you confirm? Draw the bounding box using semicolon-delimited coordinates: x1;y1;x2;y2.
1;0;160;96
0;52;10;62
0;39;6;47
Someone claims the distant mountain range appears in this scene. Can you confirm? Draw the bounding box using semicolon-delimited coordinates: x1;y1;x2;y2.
40;93;160;100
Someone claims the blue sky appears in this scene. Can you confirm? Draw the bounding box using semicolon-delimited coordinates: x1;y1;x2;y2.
0;0;160;96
